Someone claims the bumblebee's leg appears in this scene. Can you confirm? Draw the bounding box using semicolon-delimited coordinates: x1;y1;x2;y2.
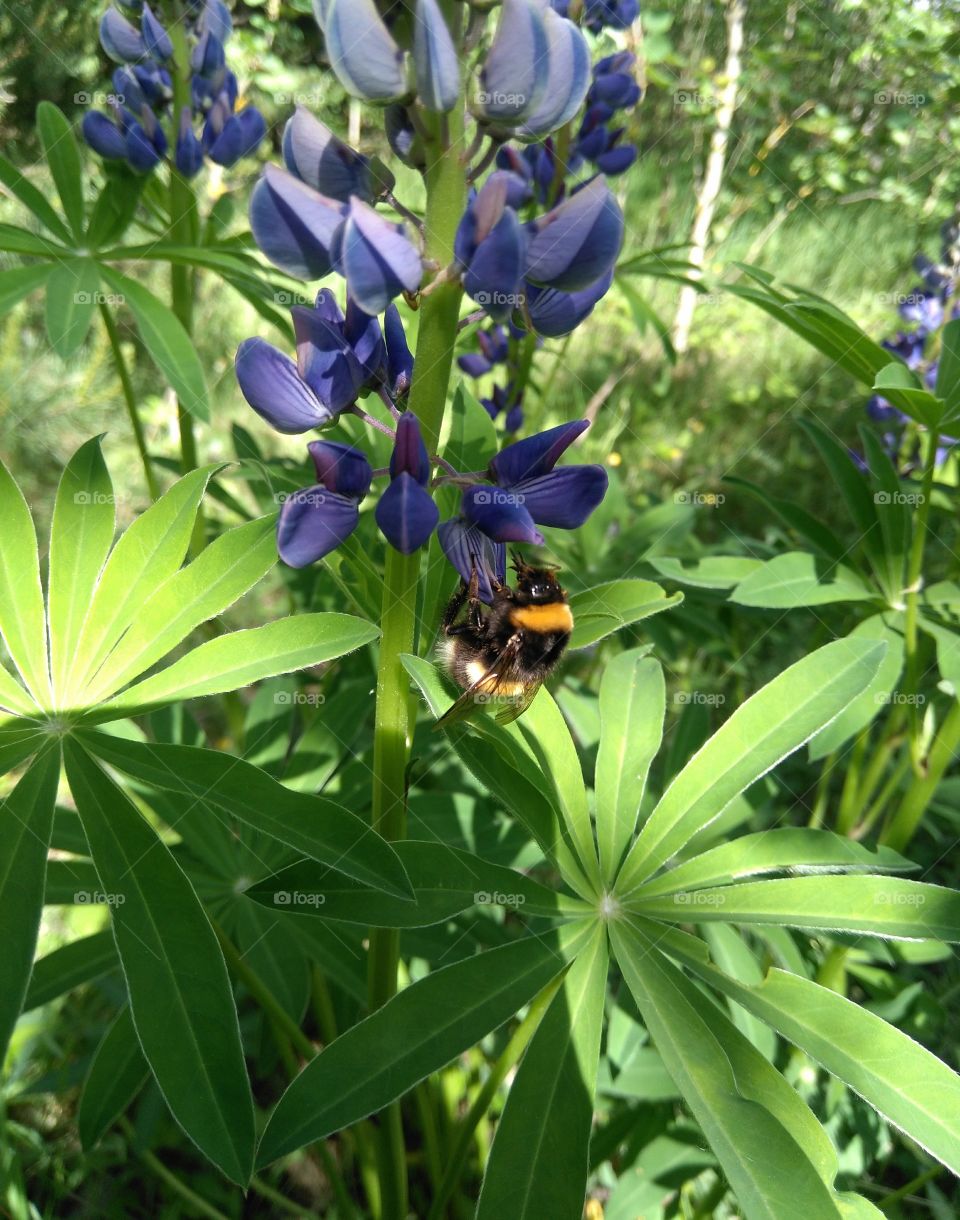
442;580;470;635
465;559;485;631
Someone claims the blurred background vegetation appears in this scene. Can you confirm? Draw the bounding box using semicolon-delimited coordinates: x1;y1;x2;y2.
3;1;960;1214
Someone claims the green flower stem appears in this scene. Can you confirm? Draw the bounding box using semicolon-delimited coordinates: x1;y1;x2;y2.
212;920;316;1061
118;1118;230;1220
426;971;566;1220
876;1164;943;1209
98;302;160;501
366;105;466;1220
881;698;960;850
901;426;939;774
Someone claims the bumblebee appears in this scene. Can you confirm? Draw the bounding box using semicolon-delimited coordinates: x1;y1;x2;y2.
436;552;573;728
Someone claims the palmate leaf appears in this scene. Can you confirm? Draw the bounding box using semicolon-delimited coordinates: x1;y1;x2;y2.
77;1006;149;1150
23;931;117;1011
45;258;99;360
0;459;50;708
476;926;607;1220
610;919;883;1220
0;264;56;322
0;150;73;243
615;638;887;896
36;101;85;241
256;923;593;1168
64;741;256;1185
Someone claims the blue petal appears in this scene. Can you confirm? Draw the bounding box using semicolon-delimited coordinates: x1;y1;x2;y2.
462;484;544;545
82;111;127;160
291;303;363;413
525;268;614;337
324;0;407;102
282;108;373;202
192;30;226;81
475;0;549;124
514;465;608;528
201;0;233;42
517;9;591;138
100;7;146;62
141;3;173;59
464;208;525;322
458;352;493;378
339;199;422;315
414;0;460;113
384;303;415;396
175;107;205;177
437;518;506;604
249;165;345;280
596;144;636;175
124;120;162;173
307;440;373;498
490;419;589;485
344;298;386;384
278;486;360;567
390;411;431;483
235;338;331;433
525;176;624;292
376;472;439;553
113;67;146;112
209;108;266;165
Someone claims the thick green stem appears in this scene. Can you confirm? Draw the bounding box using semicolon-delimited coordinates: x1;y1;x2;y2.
99;303;160;500
902;427;939;772
426;972;565;1220
882;699;960;850
365;104;466;1220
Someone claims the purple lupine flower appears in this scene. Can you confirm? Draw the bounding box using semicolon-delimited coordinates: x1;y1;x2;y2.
249;165;347;281
439;421;607;596
100;6;147;62
454;174;526;321
235;290;384;432
474;0;550;126
436;520;507;604
525;268;614;337
278;442;373;567
320;0;408;103
384;303;415;398
282;108;376;202
413;0;460;113
82;109;128;160
516;6;591;139
334;199;423;315
141;2;173;60
375;412;440;552
525;177;624;292
175;105;205;177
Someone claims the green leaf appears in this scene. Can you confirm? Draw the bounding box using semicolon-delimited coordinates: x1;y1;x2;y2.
45;258;99;360
23;931;117;1010
80;732;414;900
798;420;884;567
808;615;904;760
0;666;36;717
77;1006;149;1149
256;926;589;1167
610;919;861;1220
71;466;217;694
47;438;116;705
649;555;764;589
568;580;683;649
86;170;145;250
0;223;69;258
632;875;960;941
63;741;255;1184
858;427;910;594
635;829;915;900
95;613;378;717
248;840;578;926
615;638;887;895
0;151;73;243
919;616;960;692
729;552;873;608
0;263;56;319
0;460;51;706
668;941;960;1178
84;515;277;704
721;478;848;564
518;690;600;891
0;749;60;1060
596;653;664;882
937;318;960;422
872;362;942;430
36;102;85;240
616;276;677;363
477;928;607;1220
99;267;209;422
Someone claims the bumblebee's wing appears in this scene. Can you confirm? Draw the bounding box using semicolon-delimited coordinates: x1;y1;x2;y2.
433;634;524;731
494;680;543;724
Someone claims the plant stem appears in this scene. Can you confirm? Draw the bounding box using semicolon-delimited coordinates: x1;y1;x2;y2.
881;698;960;850
877;1164;943;1211
427;973;564;1220
366;90;466;1220
212;920;316;1061
118;1118;231;1220
99;303;160;500
901;426;939;773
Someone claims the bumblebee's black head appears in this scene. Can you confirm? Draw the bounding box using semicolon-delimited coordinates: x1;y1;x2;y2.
510;551;564;605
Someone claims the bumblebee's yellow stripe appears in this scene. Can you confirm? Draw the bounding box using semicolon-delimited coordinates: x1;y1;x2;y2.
465;659;525;696
509;603;573;633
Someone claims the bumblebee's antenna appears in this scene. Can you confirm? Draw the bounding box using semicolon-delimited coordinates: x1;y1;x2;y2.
509;548;527;573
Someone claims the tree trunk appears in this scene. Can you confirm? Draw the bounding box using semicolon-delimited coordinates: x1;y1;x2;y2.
671;0;746;355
